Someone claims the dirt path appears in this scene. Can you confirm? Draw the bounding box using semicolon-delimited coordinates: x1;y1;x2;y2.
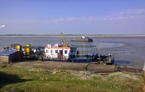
11;60;143;75
12;60;114;72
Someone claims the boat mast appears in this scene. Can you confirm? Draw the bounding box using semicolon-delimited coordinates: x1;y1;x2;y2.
98;35;104;58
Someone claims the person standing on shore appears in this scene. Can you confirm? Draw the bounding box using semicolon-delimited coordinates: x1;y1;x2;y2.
143;64;145;92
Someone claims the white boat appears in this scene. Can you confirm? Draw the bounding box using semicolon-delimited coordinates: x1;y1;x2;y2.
42;33;114;64
43;43;77;61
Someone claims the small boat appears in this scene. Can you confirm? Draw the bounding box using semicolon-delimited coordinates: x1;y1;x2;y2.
71;36;93;42
2;44;44;60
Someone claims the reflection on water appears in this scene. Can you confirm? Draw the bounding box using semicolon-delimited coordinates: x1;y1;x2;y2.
0;37;145;68
97;42;125;49
113;60;131;66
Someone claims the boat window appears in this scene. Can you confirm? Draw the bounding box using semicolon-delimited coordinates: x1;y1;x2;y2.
40;48;44;52
70;49;73;52
46;50;49;53
55;50;58;53
51;50;53;54
65;50;67;54
70;48;77;53
36;48;40;53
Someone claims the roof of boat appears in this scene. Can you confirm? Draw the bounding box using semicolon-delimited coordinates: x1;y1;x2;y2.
22;46;45;49
0;51;16;56
45;47;71;49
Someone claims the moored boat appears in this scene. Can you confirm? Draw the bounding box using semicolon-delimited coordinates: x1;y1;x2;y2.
42;43;114;65
71;36;93;42
2;44;44;60
42;33;114;64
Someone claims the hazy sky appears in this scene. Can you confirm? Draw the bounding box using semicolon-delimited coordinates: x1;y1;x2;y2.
0;0;145;34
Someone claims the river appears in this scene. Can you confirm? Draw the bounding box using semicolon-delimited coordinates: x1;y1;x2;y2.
0;37;145;68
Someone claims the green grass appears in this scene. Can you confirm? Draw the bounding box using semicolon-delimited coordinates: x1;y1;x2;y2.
0;63;144;92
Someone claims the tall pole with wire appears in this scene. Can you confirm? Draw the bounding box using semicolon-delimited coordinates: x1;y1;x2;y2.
61;32;68;47
98;35;104;59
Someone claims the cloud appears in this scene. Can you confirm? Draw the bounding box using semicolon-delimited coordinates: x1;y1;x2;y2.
51;17;103;22
109;17;124;20
52;18;64;22
126;9;145;14
107;8;145;21
114;9;145;16
50;9;145;22
0;25;5;28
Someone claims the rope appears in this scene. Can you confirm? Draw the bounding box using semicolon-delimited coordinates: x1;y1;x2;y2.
97;35;104;59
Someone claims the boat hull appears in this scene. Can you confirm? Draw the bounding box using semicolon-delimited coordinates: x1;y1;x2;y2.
71;39;93;42
43;54;114;65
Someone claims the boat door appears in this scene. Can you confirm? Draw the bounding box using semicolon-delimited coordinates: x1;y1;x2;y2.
60;50;63;55
60;50;63;58
57;50;63;58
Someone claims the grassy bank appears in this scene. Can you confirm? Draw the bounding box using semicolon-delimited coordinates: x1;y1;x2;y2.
0;63;144;92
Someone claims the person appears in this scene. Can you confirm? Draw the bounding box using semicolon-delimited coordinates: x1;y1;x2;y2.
143;63;145;92
77;50;79;56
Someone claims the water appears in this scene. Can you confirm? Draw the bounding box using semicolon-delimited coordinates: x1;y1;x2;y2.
0;37;145;68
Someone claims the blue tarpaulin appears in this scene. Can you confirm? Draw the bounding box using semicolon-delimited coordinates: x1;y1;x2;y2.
0;51;16;56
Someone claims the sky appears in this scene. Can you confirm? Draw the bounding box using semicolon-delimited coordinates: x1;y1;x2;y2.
0;0;145;35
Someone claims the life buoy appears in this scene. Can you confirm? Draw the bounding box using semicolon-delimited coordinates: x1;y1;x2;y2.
61;55;66;59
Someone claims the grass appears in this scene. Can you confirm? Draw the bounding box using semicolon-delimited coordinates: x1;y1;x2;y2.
0;63;144;92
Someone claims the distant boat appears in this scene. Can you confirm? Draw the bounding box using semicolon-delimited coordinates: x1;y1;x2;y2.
71;36;93;42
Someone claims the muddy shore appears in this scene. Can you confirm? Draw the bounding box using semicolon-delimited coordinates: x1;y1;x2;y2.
10;60;143;76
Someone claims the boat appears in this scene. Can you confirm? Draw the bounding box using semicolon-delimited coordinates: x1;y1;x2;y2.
2;44;44;60
42;43;114;65
71;36;93;42
42;33;114;65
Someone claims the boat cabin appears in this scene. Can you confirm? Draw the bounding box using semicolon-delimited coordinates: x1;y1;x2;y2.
44;44;77;60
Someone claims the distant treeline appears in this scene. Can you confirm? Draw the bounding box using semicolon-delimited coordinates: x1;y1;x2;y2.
0;34;145;36
0;34;145;38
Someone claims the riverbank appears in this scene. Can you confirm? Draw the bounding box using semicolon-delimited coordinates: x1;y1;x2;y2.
11;60;143;75
0;34;145;38
0;61;143;92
